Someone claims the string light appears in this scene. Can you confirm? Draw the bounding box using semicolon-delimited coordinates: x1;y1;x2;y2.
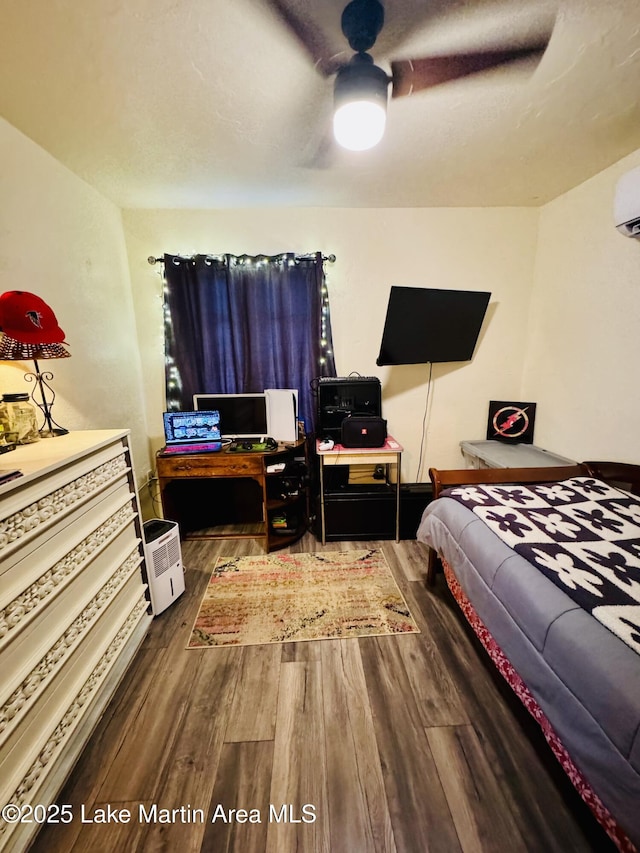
159;252;337;407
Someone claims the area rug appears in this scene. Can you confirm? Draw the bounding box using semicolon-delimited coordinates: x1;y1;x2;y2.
187;549;419;647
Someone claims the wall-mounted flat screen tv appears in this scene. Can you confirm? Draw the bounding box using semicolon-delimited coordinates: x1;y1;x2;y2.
376;286;491;365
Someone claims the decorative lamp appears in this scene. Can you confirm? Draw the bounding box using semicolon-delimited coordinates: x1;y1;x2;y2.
0;291;70;437
333;53;390;151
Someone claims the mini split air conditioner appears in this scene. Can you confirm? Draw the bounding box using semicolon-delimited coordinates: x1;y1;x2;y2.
143;519;185;615
614;165;640;237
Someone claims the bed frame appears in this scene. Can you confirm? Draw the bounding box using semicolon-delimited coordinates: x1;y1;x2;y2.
421;459;640;851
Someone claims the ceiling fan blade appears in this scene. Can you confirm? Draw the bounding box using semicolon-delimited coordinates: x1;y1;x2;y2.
390;45;546;98
300;132;337;170
265;0;344;76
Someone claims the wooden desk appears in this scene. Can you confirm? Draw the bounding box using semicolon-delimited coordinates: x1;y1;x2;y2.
156;439;307;552
316;436;403;543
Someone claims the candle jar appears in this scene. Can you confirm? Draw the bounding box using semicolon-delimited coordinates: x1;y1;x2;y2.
0;393;40;443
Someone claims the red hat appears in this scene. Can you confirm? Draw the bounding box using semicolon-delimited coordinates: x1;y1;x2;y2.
0;291;66;344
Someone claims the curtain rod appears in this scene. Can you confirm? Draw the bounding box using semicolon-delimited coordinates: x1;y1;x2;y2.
147;252;336;265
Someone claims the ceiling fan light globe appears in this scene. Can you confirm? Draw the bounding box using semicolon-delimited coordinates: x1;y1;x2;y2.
333;100;386;151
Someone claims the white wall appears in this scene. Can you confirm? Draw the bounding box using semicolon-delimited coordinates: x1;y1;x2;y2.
123;206;539;478
522;149;640;463
5;112;638;483
0;119;151;483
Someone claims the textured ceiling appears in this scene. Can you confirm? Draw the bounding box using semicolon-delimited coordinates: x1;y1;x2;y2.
1;0;640;208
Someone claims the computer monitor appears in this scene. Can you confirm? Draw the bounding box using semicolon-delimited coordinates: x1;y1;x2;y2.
193;393;268;438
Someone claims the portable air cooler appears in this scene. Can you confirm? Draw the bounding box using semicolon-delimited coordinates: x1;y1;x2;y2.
143;519;185;615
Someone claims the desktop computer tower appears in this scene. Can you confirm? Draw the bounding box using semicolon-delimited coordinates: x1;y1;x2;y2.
317;377;382;441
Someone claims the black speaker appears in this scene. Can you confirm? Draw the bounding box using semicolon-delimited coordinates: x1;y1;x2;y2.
341;416;387;448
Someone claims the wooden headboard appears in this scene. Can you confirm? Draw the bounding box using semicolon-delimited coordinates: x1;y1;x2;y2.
428;462;640;500
581;461;640;497
428;464;585;500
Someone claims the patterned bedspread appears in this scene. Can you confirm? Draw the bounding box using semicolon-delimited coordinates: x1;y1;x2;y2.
441;477;640;655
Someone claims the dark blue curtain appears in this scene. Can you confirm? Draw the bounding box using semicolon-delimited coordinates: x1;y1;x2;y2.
163;252;336;432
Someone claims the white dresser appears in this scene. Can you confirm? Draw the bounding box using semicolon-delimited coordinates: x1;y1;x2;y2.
0;430;152;851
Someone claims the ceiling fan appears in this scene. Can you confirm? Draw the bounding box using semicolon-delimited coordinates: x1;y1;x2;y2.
268;0;553;152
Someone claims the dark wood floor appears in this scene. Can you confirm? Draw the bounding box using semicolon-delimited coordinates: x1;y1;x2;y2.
30;533;616;853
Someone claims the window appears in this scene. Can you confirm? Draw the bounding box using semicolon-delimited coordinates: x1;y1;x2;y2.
162;252;336;432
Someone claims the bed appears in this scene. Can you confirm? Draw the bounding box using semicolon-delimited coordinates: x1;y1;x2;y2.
417;461;640;852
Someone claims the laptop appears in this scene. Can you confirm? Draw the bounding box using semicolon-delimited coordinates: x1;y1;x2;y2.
160;410;222;455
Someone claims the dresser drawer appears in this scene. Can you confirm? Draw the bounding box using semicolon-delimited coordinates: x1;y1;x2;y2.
0;440;131;562
0;475;136;592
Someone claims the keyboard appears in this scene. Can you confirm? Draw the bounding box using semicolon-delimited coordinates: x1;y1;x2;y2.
161;442;221;455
